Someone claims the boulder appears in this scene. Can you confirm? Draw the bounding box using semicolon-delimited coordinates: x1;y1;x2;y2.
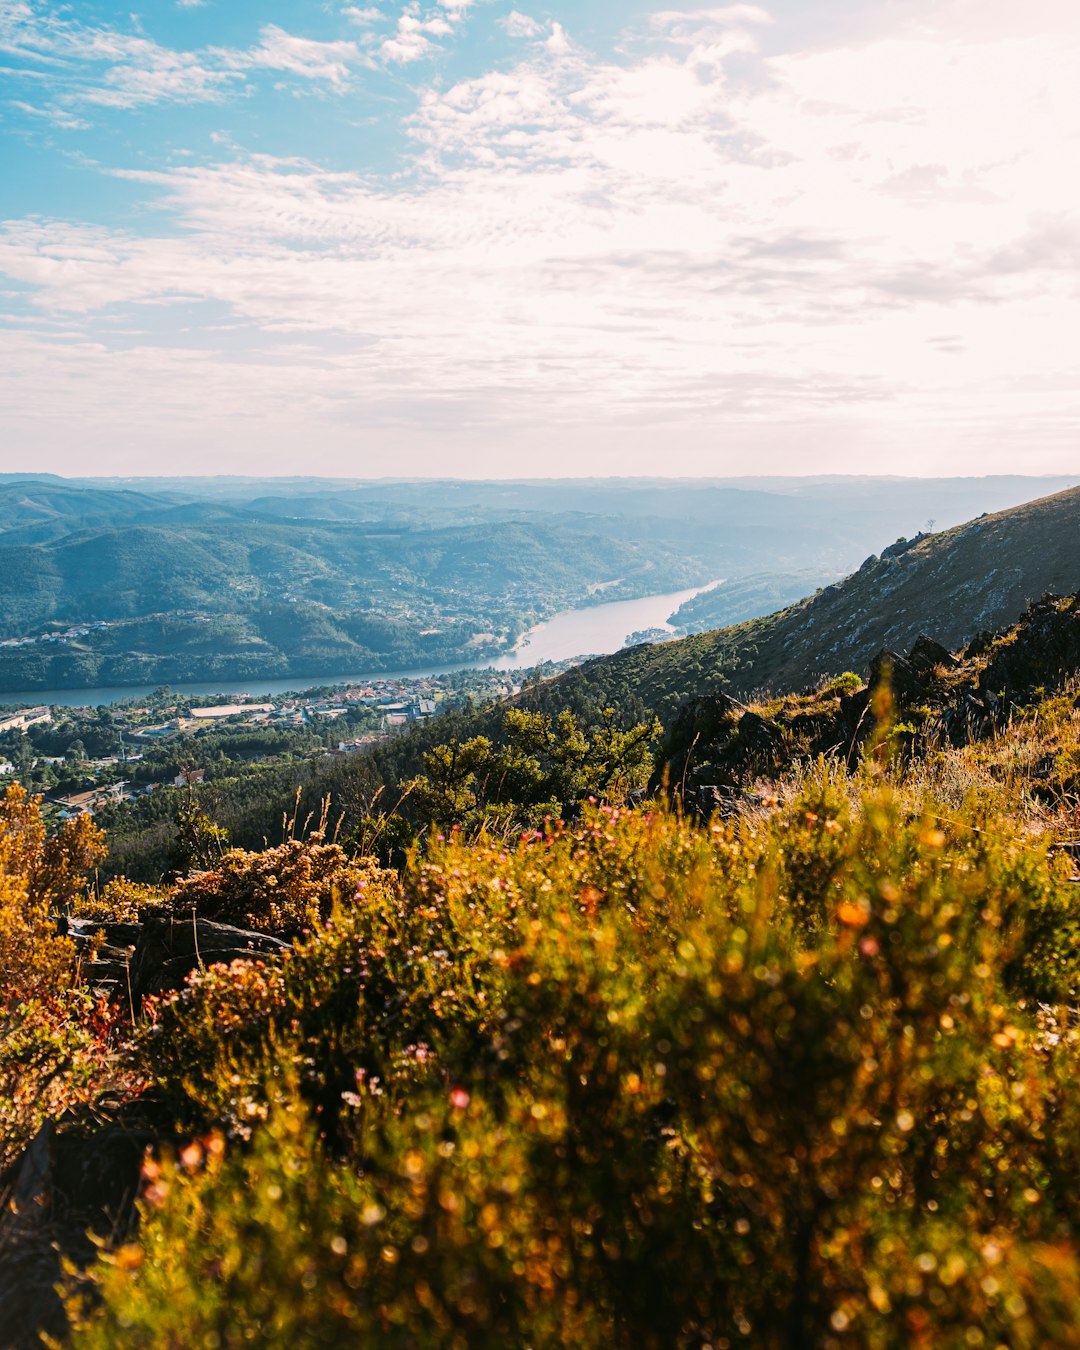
129;916;290;1000
868;650;927;704
908;635;959;676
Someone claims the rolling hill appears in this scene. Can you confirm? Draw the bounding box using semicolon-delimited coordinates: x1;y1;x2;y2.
1;473;1075;696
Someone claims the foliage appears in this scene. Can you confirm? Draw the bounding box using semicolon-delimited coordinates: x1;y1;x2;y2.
0;785;105;992
171;801;231;874
69;757;1080;1347
0;787;113;1172
827;671;864;696
407;707;660;835
72;876;171;924
4;611;1080;1347
167;834;391;936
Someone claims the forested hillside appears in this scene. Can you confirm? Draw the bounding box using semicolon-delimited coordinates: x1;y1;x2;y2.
1;474;1073;696
0;513;700;692
530;485;1080;725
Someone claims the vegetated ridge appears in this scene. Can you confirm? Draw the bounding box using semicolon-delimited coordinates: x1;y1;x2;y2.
0;510;700;694
2;473;1075;697
537;484;1080;723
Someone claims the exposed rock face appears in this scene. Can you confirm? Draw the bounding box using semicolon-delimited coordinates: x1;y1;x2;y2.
659;592;1080;815
880;532;928;561
979;593;1080;699
909;635;959;675
60;914;291;1003
129;917;290;1002
654;693;786;813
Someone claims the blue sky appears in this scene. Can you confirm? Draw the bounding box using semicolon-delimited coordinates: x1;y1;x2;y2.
1;0;1078;478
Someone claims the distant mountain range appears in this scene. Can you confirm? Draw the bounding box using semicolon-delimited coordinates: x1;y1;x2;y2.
0;473;1075;696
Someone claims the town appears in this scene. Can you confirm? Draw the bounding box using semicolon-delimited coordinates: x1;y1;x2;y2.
0;665;537;820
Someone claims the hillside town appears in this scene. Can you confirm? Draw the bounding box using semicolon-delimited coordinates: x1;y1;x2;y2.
0;667;531;817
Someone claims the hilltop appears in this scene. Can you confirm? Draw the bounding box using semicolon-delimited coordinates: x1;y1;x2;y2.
533;485;1080;724
4;586;1080;1347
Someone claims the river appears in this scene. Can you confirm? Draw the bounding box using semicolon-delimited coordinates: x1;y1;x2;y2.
0;581;719;709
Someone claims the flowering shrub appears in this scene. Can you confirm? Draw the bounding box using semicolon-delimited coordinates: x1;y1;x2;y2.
67;768;1080;1347
73;875;171;923
0;787;112;1171
168;837;392;936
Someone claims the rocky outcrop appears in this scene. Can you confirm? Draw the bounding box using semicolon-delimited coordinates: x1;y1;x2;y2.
658;593;1080;815
61;914;290;1004
129;917;289;1002
654;693;787;814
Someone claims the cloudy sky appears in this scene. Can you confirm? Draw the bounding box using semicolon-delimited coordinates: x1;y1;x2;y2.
1;0;1078;478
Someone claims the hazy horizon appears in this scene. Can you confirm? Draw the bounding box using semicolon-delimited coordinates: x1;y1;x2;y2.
1;470;1076;486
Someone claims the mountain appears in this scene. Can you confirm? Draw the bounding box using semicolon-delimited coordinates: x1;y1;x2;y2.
668;570;840;634
0;515;705;693
532;485;1080;723
1;473;1076;696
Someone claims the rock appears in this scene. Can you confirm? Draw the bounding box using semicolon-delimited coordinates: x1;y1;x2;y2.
880;532;927;561
908;635;959;676
979;592;1080;700
59;916;144;950
733;710;784;767
868;650;926;704
129;916;290;1000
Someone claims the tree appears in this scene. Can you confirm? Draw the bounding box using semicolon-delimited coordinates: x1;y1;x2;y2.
172;802;231;875
407;708;660;835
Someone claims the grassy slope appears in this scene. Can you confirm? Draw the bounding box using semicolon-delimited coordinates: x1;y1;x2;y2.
536;485;1080;722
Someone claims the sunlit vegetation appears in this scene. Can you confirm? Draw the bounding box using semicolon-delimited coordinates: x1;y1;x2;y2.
4;594;1080;1346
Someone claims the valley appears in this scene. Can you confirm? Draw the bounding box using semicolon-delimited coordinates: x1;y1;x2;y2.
1;473;1072;697
4;475;1080;1349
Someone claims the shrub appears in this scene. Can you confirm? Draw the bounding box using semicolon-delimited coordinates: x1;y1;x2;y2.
168;837;391;936
78;781;1080;1346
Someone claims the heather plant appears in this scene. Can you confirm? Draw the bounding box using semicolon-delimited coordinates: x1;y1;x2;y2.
67;762;1080;1346
0;788;112;1171
73;876;171;924
167;835;391;936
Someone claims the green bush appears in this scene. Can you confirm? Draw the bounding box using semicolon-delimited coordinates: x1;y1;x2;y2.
69;776;1080;1347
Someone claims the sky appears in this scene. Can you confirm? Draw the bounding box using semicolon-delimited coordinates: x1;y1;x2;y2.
0;0;1078;479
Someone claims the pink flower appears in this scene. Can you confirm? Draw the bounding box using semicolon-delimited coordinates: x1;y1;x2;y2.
450;1086;470;1111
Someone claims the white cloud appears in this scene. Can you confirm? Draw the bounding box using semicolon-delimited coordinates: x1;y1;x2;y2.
503;12;542;40
544;22;572;56
380;3;471;64
81;38;241;108
8;97;89;129
343;6;383;21
2;3;1079;474
651;5;772;31
0;6;370;114
381;21;435;64
241;25;361;86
